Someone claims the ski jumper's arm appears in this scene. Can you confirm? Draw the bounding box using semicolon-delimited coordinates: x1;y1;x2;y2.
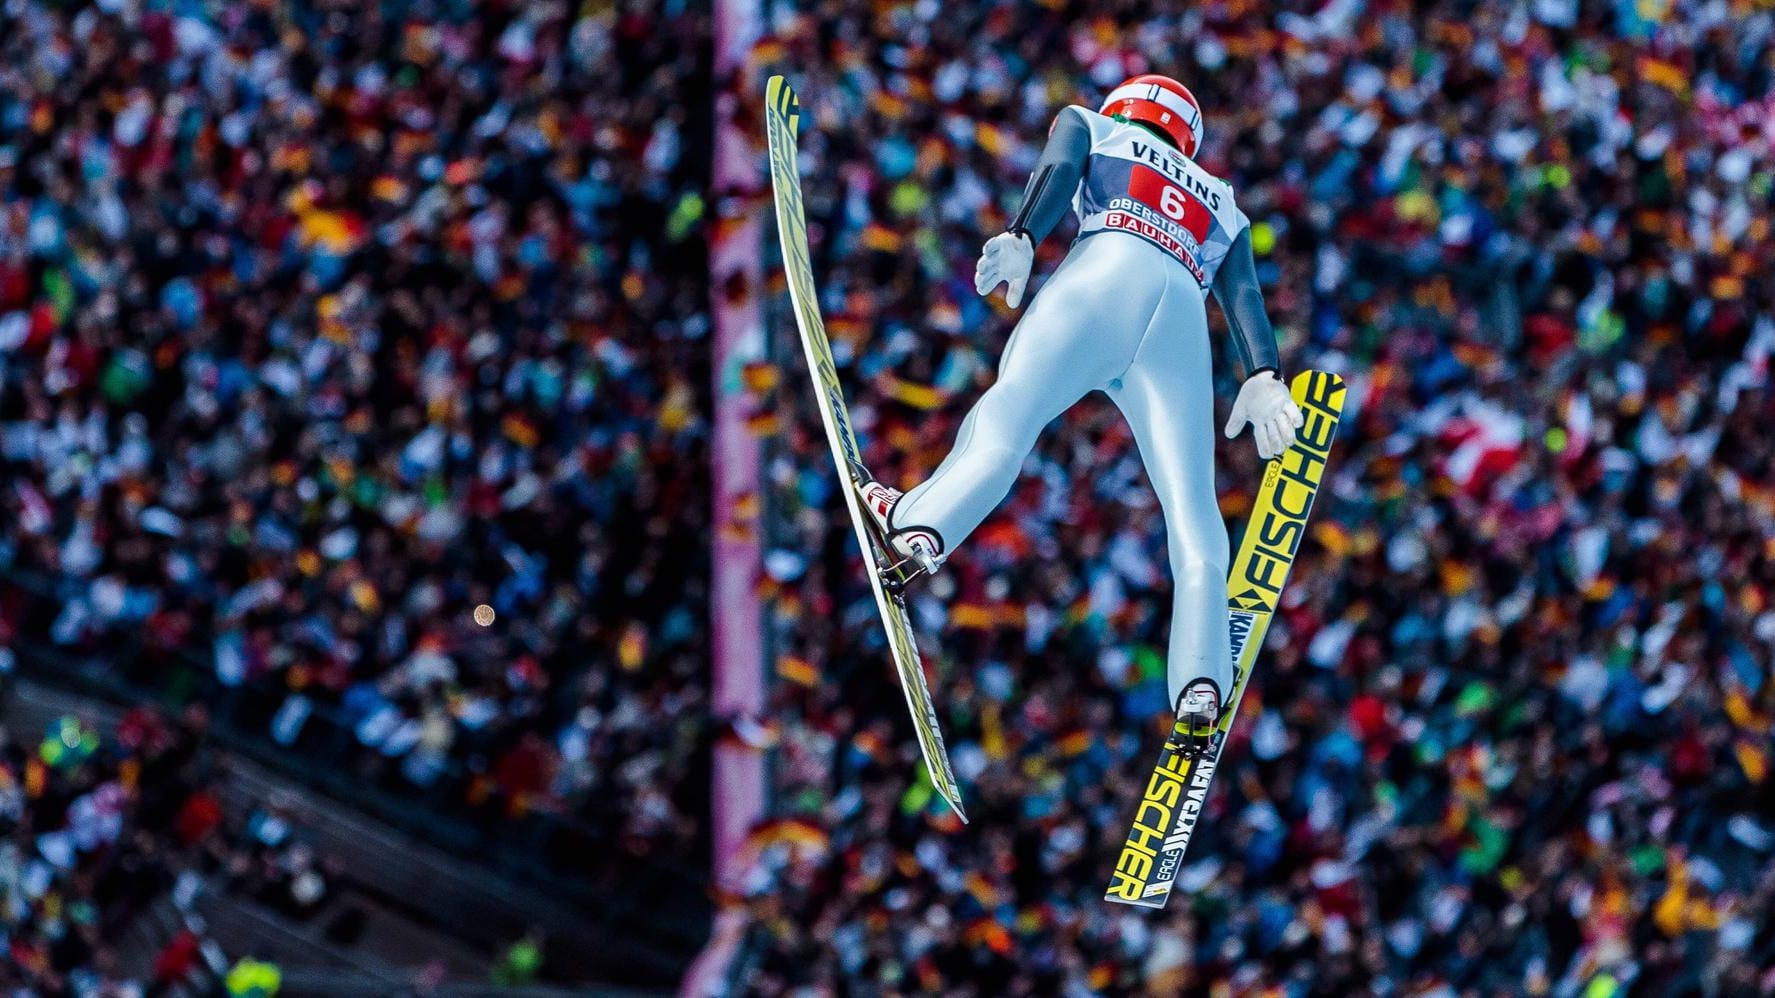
1210;228;1283;379
1216;228;1300;459
1006;106;1093;246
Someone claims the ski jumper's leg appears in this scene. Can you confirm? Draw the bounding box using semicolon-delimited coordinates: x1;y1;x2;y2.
1105;267;1232;707
894;234;1163;554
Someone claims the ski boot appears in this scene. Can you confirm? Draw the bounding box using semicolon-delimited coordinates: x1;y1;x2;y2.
854;477;944;595
1166;679;1222;759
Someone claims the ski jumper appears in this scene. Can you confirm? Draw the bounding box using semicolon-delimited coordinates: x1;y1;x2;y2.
894;106;1280;705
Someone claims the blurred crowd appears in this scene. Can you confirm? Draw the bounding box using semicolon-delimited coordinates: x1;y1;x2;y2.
0;705;223;997
0;0;711;869
732;0;1775;994
0;697;370;997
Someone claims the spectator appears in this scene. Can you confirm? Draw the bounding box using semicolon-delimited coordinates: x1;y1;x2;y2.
492;927;545;988
172;782;224;850
223;956;281;998
152;928;205;994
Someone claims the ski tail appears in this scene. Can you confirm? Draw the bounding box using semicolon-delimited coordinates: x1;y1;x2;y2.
1105;370;1347;907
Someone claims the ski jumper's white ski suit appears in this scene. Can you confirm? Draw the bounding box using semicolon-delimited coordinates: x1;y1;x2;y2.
892;106;1283;707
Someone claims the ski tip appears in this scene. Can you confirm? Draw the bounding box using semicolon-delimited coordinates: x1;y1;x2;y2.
765;75;797;114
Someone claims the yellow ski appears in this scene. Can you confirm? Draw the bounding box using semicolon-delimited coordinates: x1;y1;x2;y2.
763;75;967;821
1105;370;1346;906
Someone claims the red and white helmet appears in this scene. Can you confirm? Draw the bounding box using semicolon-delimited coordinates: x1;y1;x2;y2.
1100;74;1204;158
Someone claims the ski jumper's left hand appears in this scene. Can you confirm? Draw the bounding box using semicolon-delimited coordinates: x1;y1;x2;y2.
1225;370;1303;460
973;107;1095;311
974;232;1034;308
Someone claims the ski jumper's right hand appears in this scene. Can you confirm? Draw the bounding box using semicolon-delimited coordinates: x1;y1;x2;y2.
974;232;1034;308
1225;370;1304;460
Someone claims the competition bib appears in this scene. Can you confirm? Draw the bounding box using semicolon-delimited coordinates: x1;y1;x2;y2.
1071;111;1249;287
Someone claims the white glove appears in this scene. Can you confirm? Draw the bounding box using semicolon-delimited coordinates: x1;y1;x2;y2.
973;232;1034;308
1224;371;1304;461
